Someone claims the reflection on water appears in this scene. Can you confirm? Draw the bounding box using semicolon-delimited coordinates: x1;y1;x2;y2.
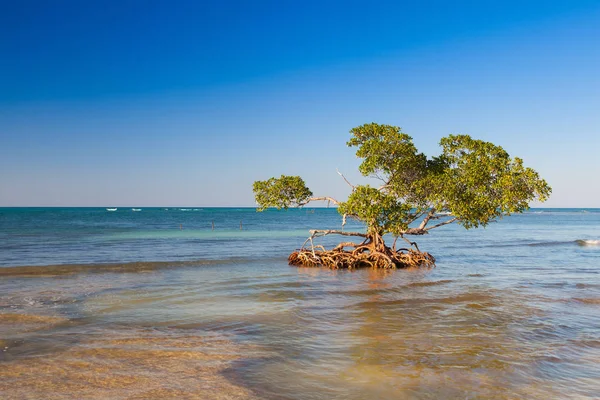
2;260;600;399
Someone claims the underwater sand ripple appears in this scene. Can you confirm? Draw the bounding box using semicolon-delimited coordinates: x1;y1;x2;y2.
0;325;260;400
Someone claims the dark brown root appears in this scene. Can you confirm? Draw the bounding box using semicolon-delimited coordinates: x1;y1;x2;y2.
288;248;435;269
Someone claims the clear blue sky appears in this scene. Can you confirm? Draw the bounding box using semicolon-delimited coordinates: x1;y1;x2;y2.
1;0;598;207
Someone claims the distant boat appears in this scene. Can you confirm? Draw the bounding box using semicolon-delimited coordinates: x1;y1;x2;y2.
132;208;142;212
106;208;117;211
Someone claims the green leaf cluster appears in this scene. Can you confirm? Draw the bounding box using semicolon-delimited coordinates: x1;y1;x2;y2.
347;123;427;200
337;186;412;236
252;175;313;211
430;135;551;228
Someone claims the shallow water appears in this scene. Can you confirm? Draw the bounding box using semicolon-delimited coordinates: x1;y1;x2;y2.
1;208;600;398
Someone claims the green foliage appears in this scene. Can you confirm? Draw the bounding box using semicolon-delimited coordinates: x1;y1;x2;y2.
337;185;412;236
347;123;427;200
252;175;313;211
432;135;551;228
253;123;551;236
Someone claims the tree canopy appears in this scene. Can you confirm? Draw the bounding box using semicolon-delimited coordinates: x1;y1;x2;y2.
252;123;551;268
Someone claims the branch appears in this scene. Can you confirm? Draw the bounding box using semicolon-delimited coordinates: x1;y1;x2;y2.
308;229;367;238
374;172;388;183
378;181;398;192
343;213;361;222
418;208;437;230
400;235;420;251
407;207;430;225
336;169;355;190
300;196;340;206
333;241;362;251
425;217;458;231
301;229;367;253
402;227;428;235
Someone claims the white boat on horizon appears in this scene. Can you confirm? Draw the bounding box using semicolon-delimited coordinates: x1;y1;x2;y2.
106;208;117;211
132;208;142;212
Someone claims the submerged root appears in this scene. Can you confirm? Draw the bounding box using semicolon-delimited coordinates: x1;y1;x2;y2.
288;247;435;269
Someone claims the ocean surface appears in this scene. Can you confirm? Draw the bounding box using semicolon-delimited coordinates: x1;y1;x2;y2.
1;207;599;399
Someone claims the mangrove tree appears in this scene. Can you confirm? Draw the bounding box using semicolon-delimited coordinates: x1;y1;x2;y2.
253;123;551;269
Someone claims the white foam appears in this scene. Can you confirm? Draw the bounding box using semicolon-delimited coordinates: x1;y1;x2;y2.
576;239;600;246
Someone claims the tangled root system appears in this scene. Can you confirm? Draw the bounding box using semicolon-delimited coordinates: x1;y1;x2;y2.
288;247;435;269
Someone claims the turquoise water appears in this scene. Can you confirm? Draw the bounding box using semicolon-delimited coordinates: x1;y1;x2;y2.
1;207;597;267
0;207;366;267
1;207;600;399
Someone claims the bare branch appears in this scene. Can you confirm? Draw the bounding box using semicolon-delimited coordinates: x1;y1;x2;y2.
308;229;367;238
309;235;316;256
418;208;437;230
402;227;428;235
300;196;340;206
333;241;362;251
400;235;420;251
374;172;387;183
406;208;430;224
301;229;367;253
336;168;355;190
345;213;361;221
425;217;458;231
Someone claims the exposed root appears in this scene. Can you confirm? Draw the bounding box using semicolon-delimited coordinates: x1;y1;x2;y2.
289;231;435;269
288;247;435;269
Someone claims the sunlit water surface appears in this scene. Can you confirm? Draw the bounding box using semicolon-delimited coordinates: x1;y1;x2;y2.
1;208;599;399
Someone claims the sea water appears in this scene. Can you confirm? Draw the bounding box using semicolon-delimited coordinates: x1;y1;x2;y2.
1;208;599;399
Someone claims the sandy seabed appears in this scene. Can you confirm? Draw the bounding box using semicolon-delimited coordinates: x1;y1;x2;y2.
0;312;259;400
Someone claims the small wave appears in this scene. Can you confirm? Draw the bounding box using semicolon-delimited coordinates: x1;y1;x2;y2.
356;292;493;308
576;239;600;247
526;241;573;247
484;240;573;248
494;239;600;248
572;298;600;305
569;337;600;348
576;283;600;289
0;258;253;277
405;279;454;288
